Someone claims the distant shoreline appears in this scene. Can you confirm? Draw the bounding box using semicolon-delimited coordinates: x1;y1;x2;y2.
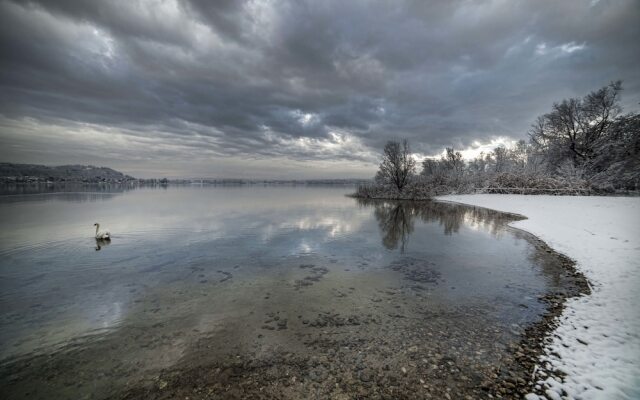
0;179;371;185
0;162;371;186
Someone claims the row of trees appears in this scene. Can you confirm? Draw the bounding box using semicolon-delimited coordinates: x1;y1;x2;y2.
359;81;639;198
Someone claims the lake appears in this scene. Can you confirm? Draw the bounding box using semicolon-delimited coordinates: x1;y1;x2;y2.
0;185;584;399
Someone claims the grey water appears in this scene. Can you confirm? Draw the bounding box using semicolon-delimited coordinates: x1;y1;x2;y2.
0;185;574;398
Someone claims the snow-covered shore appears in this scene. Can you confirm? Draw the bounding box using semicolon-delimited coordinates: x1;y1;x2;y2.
437;195;640;400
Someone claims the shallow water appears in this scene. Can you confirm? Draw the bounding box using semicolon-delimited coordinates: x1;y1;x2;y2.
0;185;578;398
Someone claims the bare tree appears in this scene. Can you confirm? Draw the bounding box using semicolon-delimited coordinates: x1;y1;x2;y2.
378;139;416;192
493;146;510;173
362;81;635;197
589;112;640;190
529;81;623;169
442;148;464;175
421;158;440;178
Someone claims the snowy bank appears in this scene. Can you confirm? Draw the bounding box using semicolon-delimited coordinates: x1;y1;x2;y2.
436;195;640;400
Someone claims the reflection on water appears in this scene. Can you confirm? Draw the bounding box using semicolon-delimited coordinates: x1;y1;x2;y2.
0;186;582;399
0;191;125;205
359;198;518;251
94;238;111;251
0;182;138;197
370;201;415;251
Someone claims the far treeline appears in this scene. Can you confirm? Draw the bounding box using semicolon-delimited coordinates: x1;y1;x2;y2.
356;81;640;199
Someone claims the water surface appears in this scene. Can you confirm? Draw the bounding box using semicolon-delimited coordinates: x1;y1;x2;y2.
0;186;578;399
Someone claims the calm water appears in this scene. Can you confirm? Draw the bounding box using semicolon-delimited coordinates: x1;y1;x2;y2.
0;186;575;399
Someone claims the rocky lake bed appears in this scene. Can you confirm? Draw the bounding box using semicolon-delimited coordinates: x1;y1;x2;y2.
0;187;590;399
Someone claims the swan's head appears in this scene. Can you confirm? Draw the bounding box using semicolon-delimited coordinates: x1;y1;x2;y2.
93;223;98;226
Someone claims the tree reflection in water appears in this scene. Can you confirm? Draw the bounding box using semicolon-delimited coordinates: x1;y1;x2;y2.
357;198;519;251
375;202;415;251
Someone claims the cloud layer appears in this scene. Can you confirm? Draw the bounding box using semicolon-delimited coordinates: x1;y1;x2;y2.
1;0;639;178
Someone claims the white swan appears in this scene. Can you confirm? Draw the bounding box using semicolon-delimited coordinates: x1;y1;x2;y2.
94;223;111;240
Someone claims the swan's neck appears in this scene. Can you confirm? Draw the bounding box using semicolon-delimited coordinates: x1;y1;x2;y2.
95;224;99;235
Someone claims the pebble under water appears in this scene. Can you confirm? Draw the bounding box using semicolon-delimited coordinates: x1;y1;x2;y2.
0;185;587;399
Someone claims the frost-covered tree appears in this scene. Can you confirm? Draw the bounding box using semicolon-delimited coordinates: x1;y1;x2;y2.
588;113;640;190
492;146;510;173
467;152;486;175
509;140;528;172
377;139;416;192
442;148;464;179
359;81;637;198
529;81;623;170
421;148;463;179
420;158;444;184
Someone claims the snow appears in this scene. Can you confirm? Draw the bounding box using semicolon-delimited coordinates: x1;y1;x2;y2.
436;195;640;400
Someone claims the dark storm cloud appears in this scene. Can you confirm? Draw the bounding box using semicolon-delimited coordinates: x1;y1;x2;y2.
0;0;639;176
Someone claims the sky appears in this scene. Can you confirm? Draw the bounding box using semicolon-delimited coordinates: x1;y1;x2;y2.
0;0;639;179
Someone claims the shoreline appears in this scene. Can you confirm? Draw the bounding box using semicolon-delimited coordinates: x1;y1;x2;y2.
112;204;591;399
436;194;640;399
465;212;590;398
0;195;602;399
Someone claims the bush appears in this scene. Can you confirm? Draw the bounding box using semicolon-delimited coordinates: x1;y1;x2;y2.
353;181;433;200
482;172;590;194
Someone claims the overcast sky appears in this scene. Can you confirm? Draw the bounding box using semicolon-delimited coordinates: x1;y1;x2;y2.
1;0;639;178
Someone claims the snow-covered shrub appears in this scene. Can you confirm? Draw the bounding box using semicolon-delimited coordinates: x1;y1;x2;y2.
483;172;589;194
353;180;434;200
355;83;638;200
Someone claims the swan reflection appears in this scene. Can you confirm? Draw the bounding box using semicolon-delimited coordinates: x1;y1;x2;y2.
95;238;111;251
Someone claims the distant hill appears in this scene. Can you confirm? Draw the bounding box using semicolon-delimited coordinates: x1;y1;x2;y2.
0;162;371;185
0;163;135;183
